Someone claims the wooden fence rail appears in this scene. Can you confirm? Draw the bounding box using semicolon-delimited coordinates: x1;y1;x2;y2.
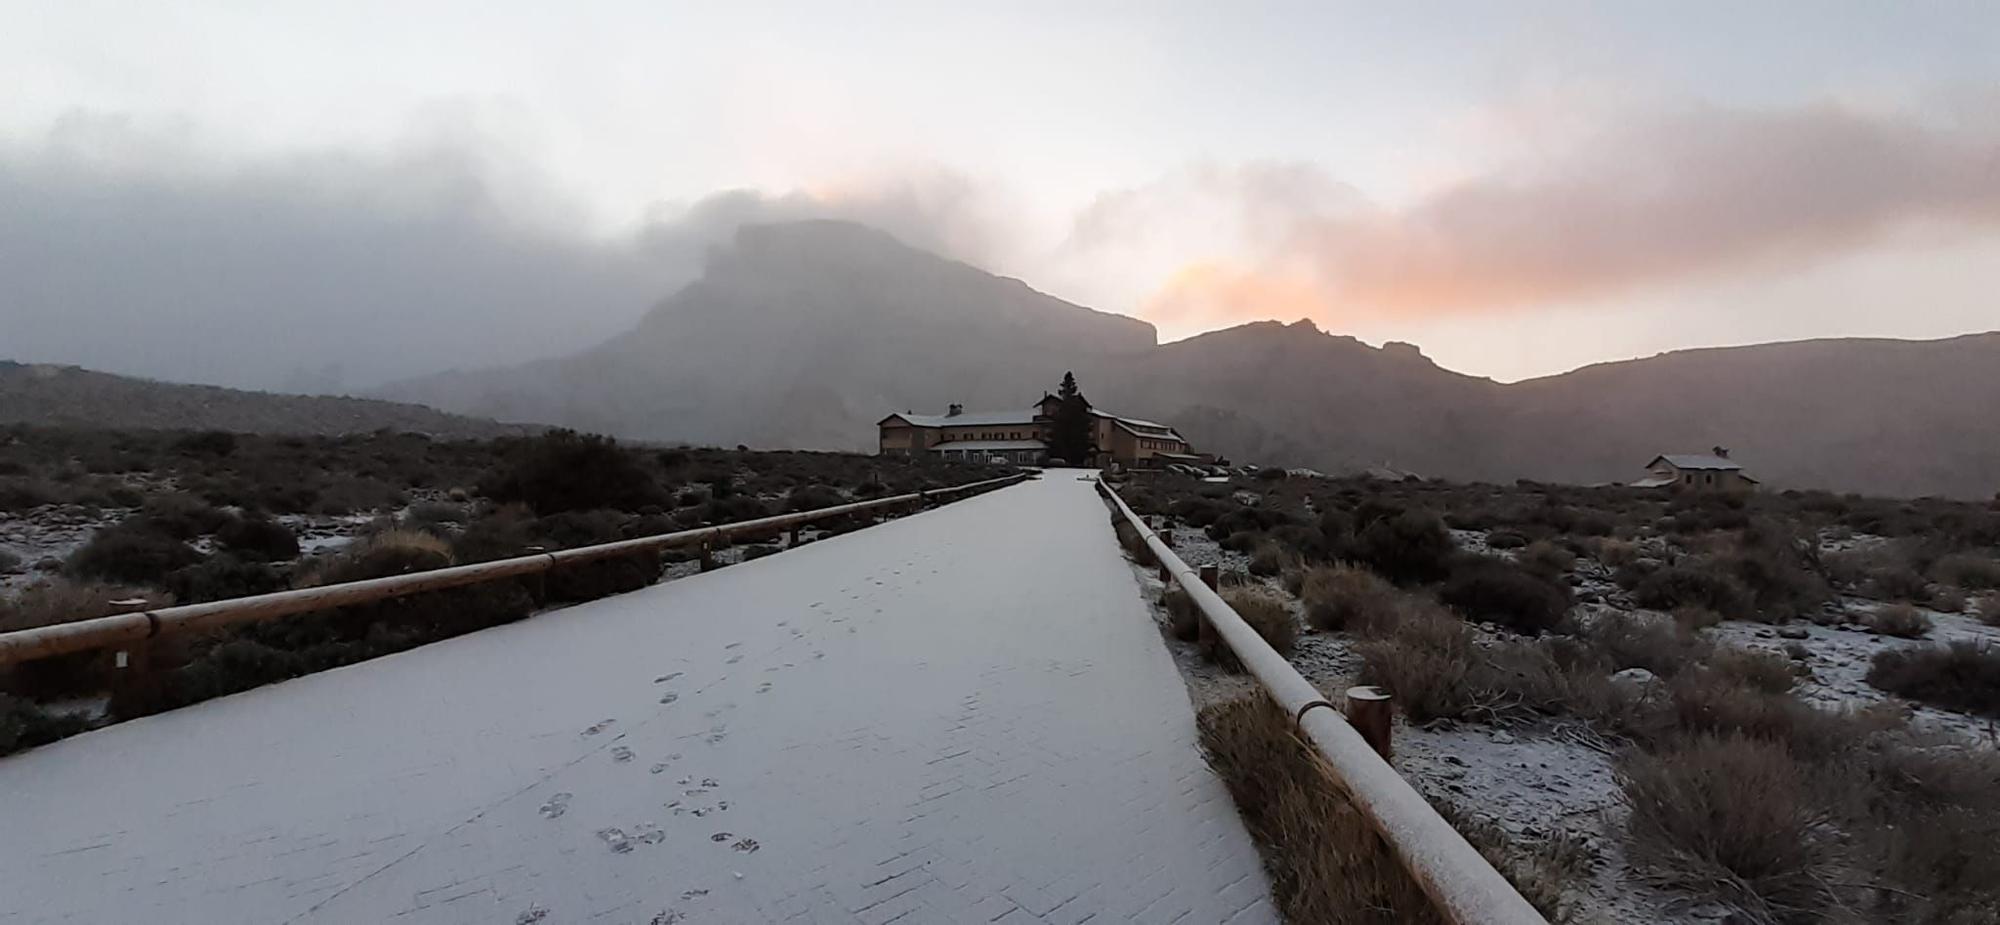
1097;479;1547;925
0;472;1031;667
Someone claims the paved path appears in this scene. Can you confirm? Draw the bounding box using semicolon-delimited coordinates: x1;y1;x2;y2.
0;471;1275;924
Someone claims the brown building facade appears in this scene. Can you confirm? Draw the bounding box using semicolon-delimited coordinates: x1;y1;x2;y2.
878;394;1195;467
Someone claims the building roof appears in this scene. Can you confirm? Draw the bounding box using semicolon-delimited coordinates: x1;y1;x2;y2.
1093;410;1179;437
1649;454;1743;471
881;409;1039;428
928;439;1046;452
1629;475;1679;489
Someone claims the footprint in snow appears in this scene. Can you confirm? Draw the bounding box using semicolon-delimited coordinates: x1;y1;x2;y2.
724;642;742;650
756;682;772;694
598;828;634;853
538;793;572;819
659;692;679;705
582;719;616;736
654;672;683;684
516;907;551;924
732;837;761;854
635;823;666;845
725;654;743;664
611;746;634;763
710;832;733;843
650;762;671;774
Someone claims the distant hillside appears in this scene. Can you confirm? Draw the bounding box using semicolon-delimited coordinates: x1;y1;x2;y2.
1104;324;2000;499
388;220;1156;447
384;219;2000;498
0;362;533;438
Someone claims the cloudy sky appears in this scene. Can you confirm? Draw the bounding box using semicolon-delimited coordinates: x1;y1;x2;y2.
4;1;1998;389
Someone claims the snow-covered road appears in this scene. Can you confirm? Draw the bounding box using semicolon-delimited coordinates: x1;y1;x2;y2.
0;470;1275;924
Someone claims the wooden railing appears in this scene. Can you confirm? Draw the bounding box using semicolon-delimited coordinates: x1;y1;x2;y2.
0;472;1031;667
1098;480;1547;925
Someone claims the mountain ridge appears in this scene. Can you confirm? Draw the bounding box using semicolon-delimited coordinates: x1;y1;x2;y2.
0;361;533;439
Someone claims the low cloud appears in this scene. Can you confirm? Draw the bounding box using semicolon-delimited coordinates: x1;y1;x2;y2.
0;114;1005;392
1071;102;2000;331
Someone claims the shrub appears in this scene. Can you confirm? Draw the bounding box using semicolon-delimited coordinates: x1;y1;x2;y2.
1218;586;1297;659
1299;564;1401;634
1593;538;1640;569
701;495;771;524
402;501;468;533
1709;647;1798;695
165;556;283;604
1632;565;1754;621
1585;612;1705;678
785;485;844;513
0;548;18;574
1646;670;1861;760
1517;540;1576;579
1863;603;1932;639
1485;528;1529;550
67;522;202;585
1356;603;1585;724
298;530;452;586
136;493;233;538
1931;552;2000;591
1195;695;1441;925
1254;467;1286;481
1866;642;2000;718
1978;594;2000;627
173;430;238;457
1352;509;1456;586
452;505;537;563
1220;529;1260;553
0;694;89;757
1247;540;1285;577
1439;556;1571;635
216;516;300;562
478;429;663;514
1673;605;1724;632
1619;734;1842;921
1715;522;1831;621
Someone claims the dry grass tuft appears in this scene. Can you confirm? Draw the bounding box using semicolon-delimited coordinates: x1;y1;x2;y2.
1619;733;1845;923
1863;603;1932;639
1299;563;1402;634
1709;647;1799;695
1218;585;1298;658
1586;611;1707;679
1196;694;1443;925
1866;642;2000;719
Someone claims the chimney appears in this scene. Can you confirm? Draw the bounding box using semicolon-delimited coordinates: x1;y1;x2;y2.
947;403;963;417
1712;445;1730;459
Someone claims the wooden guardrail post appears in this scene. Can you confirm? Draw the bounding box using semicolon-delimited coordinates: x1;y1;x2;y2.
1347;685;1393;759
105;597;158;718
698;539;716;572
1196;565;1221;650
787;524;801;547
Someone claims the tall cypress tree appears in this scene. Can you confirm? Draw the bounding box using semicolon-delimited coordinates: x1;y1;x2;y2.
1050;371;1093;466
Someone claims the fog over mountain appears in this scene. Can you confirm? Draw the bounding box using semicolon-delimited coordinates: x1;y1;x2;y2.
386;220;2000;499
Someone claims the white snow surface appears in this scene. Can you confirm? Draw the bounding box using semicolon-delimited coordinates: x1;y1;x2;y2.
0;471;1274;924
